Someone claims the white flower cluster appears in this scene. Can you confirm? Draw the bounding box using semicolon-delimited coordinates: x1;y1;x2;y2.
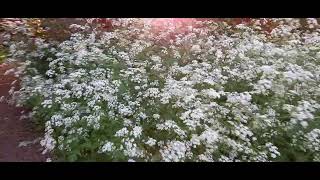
305;129;320;152
6;18;320;161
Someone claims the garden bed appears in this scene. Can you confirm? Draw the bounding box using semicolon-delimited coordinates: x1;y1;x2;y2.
1;18;320;162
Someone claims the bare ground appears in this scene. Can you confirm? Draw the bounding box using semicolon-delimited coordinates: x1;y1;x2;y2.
0;63;47;162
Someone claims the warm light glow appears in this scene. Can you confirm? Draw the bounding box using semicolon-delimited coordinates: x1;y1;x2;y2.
143;18;196;30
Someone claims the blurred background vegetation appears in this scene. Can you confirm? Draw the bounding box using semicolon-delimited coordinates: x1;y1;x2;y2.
1;18;319;64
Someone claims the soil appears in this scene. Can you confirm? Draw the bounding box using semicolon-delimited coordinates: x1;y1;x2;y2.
0;63;47;161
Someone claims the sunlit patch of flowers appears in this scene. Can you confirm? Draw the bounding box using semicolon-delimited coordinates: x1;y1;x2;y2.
5;18;320;161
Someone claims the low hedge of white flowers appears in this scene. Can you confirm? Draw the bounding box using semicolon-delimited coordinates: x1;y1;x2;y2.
4;18;320;161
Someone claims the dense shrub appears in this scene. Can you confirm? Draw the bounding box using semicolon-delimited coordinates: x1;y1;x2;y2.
4;18;320;162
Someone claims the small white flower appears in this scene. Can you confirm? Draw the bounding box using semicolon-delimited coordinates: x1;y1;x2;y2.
132;126;143;138
153;114;160;119
191;45;201;54
101;141;115;153
128;159;136;162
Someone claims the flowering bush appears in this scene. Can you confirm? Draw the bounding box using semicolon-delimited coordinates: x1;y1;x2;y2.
4;18;320;161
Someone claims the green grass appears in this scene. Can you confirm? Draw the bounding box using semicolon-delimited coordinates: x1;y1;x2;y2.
0;46;8;64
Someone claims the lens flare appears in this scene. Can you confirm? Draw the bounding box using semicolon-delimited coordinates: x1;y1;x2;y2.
143;18;196;29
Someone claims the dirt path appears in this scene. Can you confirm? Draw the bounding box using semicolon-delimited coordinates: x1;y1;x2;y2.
0;63;47;161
